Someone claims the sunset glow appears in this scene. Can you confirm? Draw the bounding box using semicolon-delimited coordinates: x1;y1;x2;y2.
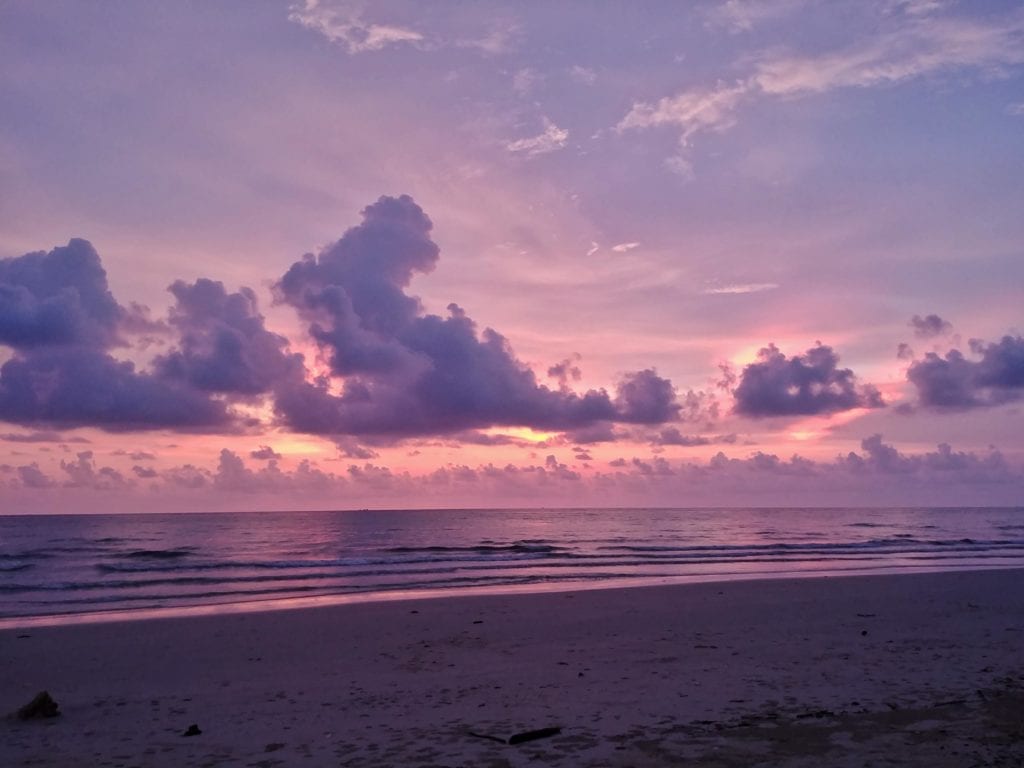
1;0;1022;511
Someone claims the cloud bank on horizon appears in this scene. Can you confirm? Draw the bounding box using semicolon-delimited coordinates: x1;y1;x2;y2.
1;0;1022;508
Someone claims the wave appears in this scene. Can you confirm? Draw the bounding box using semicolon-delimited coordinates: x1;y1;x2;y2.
118;548;195;560
385;542;564;555
0;563;33;573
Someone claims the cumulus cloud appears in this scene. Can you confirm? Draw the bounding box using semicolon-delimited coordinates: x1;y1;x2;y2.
250;445;283;461
0;240;239;432
910;313;952;338
0;239;126;349
547;354;582;389
0;346;233;431
274;195;680;437
60;450;131;490
907;334;1024;410
733;343;884;417
154;278;303;395
17;463;55;488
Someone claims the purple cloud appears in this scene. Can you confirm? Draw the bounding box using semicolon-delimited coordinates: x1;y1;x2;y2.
0;239;125;349
155;278;303;395
733;343;884;417
910;313;952;339
274;195;680;437
907;334;1024;410
250;445;282;460
17;463;55;488
0;346;232;430
0;240;241;431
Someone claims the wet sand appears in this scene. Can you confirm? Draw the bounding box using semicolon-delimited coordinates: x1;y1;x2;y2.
3;569;1024;766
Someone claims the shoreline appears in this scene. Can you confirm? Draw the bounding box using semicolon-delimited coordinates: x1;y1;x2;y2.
4;568;1024;766
3;559;1023;631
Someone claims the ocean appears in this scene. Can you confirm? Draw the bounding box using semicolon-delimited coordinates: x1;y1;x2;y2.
2;507;1023;626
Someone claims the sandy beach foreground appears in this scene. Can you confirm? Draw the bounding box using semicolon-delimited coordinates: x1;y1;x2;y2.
3;570;1024;767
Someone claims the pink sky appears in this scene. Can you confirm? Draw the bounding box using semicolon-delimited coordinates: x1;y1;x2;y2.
1;1;1023;510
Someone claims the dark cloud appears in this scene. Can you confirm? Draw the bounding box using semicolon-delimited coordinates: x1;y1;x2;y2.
274;195;680;437
250;445;282;460
733;343;884;418
132;465;158;479
0;240;251;432
0;430;91;444
547;354;582;388
17;463;55;488
0;239;124;349
154;279;303;395
112;449;156;460
0;346;231;430
652;427;711;446
60;450;131;489
897;342;914;360
613;369;680;423
910;313;952;339
907;335;1024;410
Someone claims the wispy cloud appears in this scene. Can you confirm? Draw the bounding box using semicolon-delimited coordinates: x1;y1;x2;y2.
754;12;1024;96
506;117;569;156
706;0;811;33
621;6;1024;169
288;0;423;54
703;282;779;295
611;242;641;253
618;83;746;141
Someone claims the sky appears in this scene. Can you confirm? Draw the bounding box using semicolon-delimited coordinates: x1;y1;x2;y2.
1;0;1023;512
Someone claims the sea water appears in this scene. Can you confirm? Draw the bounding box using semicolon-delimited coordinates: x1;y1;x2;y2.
1;507;1022;625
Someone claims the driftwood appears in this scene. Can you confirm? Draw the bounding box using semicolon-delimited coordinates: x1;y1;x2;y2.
17;691;59;720
508;726;562;744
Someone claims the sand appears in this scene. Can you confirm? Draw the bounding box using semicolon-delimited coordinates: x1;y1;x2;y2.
3;569;1024;767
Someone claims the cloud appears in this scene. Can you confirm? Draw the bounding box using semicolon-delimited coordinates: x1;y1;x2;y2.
706;0;810;33
620;6;1024;168
703;282;779;295
274;195;680;437
505;117;569;156
909;313;952;338
569;65;597;85
547;354;582;389
60;450;131;490
614;369;681;424
0;430;90;444
154;278;303;395
0;346;233;431
753;11;1024;96
610;242;641;253
288;1;423;54
250;445;282;461
0;239;126;349
906;334;1024;410
0;240;242;432
17;463;55;489
652;427;712;447
618;82;746;143
733;343;884;417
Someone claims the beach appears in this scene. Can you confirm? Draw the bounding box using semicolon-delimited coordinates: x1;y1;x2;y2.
3;569;1024;767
